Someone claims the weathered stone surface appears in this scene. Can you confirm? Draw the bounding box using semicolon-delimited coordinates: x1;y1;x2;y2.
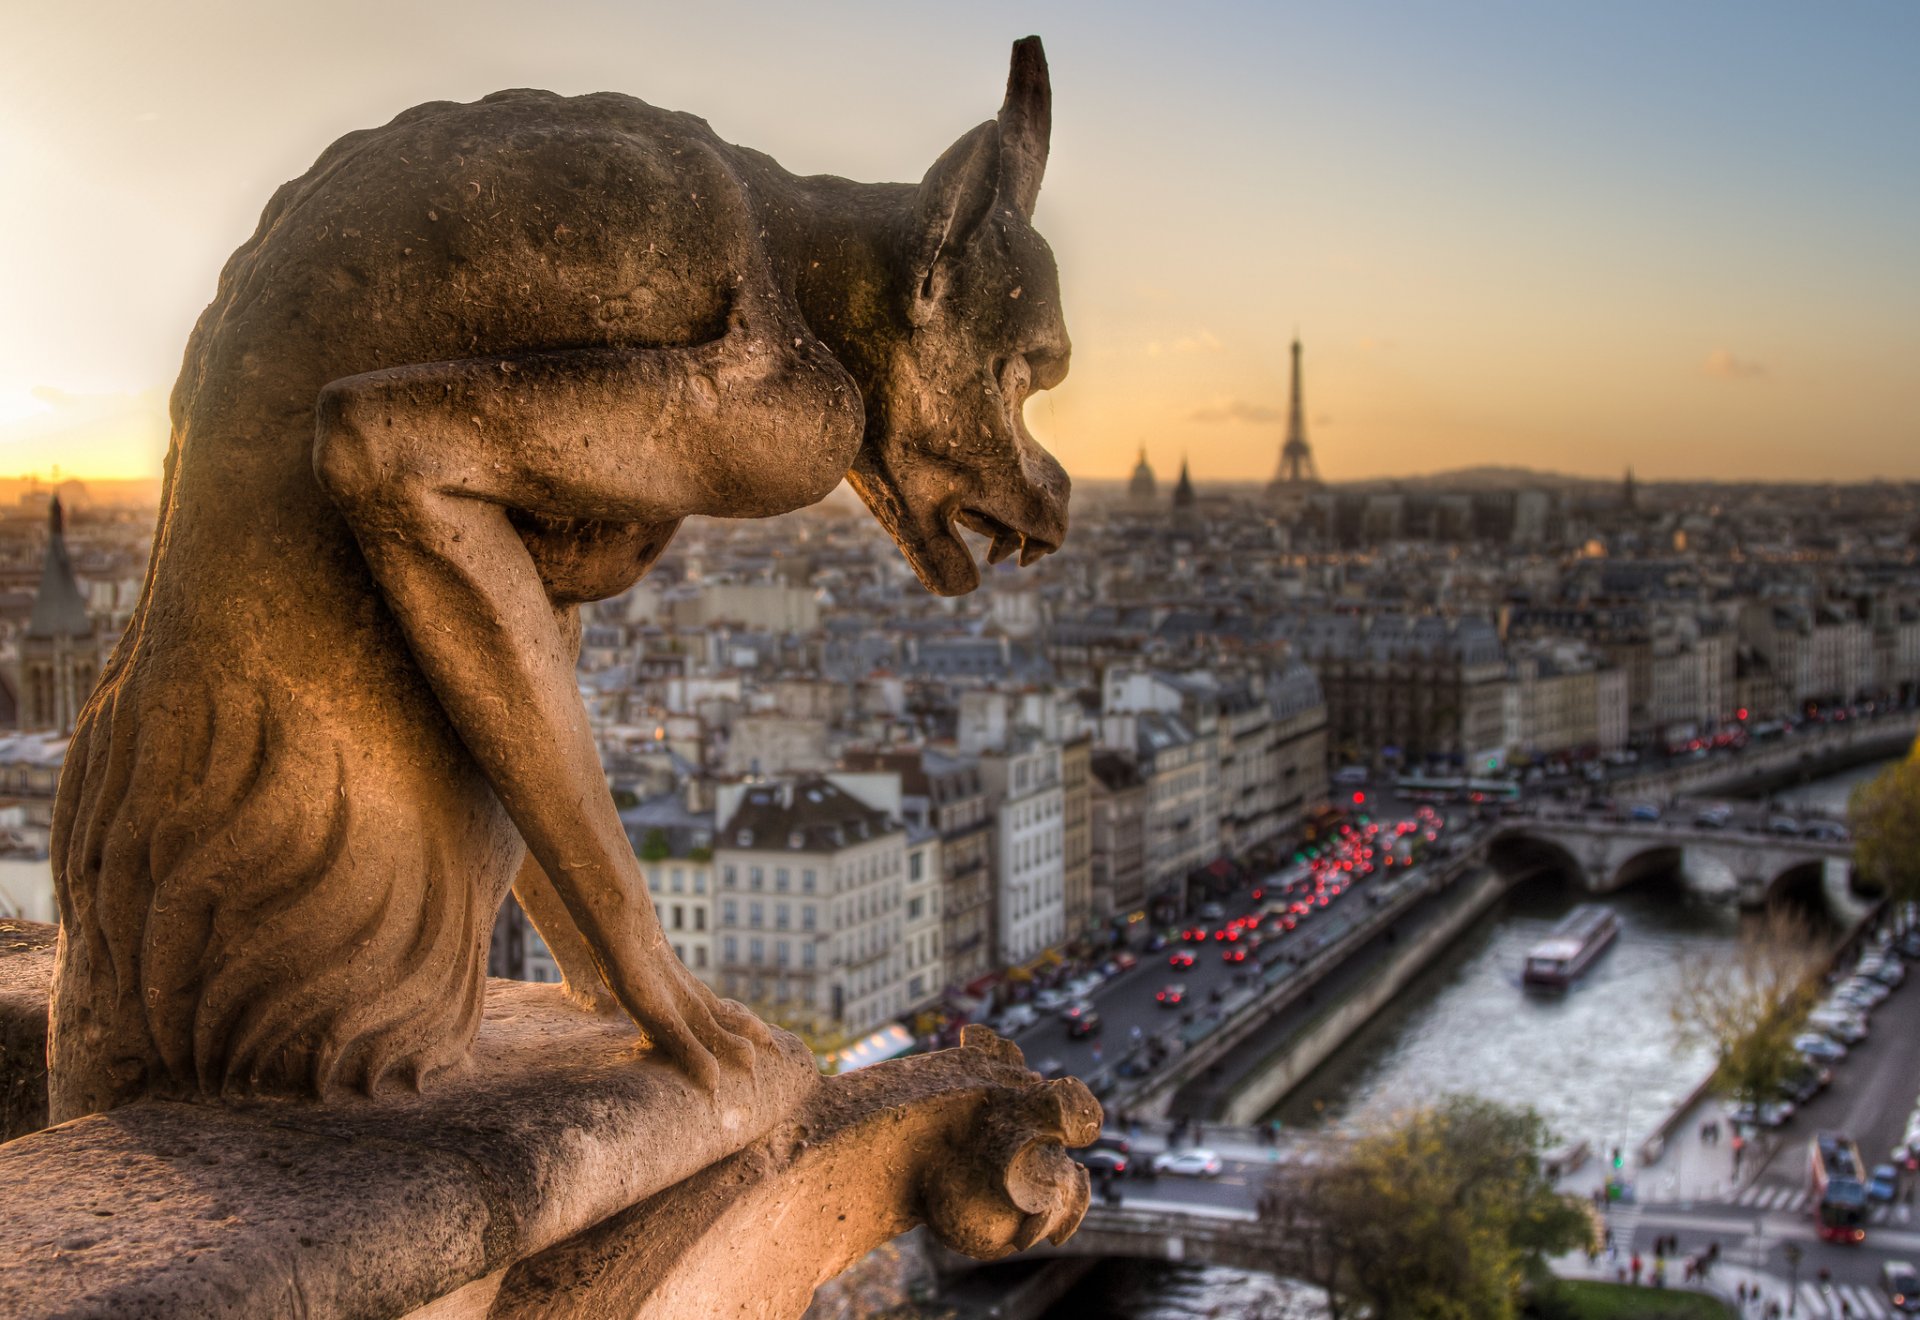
0;940;1095;1320
0;920;55;1142
0;934;819;1318
48;35;1069;1122
488;1027;1098;1318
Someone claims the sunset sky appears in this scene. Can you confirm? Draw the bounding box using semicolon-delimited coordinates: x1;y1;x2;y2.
2;1;1915;485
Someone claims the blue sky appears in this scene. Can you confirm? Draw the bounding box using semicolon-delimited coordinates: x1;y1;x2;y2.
2;1;1915;481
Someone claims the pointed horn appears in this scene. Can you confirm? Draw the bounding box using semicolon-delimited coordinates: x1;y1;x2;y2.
997;36;1051;218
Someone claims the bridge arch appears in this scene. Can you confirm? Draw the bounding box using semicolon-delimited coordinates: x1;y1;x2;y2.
1761;859;1830;916
1486;829;1588;890
1604;845;1686;895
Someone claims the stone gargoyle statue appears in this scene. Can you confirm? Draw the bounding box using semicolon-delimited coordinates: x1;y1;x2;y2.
47;37;1070;1122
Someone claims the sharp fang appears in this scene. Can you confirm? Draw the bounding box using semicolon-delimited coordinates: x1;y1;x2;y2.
1019;537;1043;567
988;530;1019;565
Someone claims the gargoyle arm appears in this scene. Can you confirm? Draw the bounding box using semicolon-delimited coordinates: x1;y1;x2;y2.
313;314;860;1088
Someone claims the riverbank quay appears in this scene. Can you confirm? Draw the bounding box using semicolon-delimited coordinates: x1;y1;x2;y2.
1204;867;1512;1125
1612;714;1917;804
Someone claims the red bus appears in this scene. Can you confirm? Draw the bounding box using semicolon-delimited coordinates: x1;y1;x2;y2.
1810;1130;1869;1244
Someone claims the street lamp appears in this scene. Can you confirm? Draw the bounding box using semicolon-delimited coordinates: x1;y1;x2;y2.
1784;1241;1802;1316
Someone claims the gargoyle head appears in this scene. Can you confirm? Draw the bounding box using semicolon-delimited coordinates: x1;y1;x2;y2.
848;36;1072;597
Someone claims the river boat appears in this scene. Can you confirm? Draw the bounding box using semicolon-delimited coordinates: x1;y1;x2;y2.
1522;904;1619;989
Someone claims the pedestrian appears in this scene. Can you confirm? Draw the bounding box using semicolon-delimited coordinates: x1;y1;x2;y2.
1630;1253;1642;1285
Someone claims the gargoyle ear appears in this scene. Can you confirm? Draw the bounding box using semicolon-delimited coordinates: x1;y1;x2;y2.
909;120;1001;313
997;36;1050;219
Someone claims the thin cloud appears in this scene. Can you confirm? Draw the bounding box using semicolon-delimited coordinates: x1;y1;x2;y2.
1147;330;1224;357
1702;349;1768;381
1189;397;1282;425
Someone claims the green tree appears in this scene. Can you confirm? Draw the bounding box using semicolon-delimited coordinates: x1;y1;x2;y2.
1850;749;1920;905
637;827;672;862
1670;907;1821;1110
1264;1097;1592;1320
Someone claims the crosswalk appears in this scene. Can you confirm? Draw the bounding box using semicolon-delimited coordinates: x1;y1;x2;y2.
1737;1183;1810;1212
1786;1280;1892;1317
1729;1182;1913;1225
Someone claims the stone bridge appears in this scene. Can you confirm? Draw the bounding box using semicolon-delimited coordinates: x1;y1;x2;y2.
1028;1201;1289;1270
1485;817;1852;908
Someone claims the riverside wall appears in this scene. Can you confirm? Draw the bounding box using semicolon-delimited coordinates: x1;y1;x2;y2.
1216;868;1511;1126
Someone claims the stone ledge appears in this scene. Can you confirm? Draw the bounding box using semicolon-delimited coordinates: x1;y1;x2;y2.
0;922;1097;1318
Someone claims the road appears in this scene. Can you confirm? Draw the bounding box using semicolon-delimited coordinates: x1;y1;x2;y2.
1008;787;1453;1095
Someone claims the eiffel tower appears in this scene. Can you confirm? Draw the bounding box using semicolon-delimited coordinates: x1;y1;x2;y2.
1268;336;1320;493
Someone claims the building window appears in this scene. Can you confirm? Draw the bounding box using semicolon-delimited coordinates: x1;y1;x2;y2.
776;904;790;930
749;938;764;963
910;851;924;881
801;905;816;931
723;936;738;961
722;899;738;925
694;909;707;932
670;867;685;893
802;869;817;893
802;944;816;968
749;901;764;929
750;867;764;890
694;870;708;894
775;868;790;892
695;946;708;969
723;866;737;888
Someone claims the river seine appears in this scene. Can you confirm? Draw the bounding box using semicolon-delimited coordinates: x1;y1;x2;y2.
1044;759;1895;1319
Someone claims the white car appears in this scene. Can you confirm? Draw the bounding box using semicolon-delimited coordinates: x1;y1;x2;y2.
1795;1033;1848;1063
1808;1011;1869;1043
994;1004;1037;1033
1151;1148;1225;1178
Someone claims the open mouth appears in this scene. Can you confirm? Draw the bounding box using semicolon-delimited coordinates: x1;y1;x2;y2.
955;507;1059;568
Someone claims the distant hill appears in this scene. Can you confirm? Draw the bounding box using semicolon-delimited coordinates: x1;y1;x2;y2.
0;476;162;510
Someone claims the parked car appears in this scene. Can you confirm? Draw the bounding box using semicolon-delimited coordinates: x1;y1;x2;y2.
1766;815;1802;835
1151;1148;1225;1178
1838;977;1891;1008
1729;1099;1795;1129
1694;804;1733;829
1863;959;1905;987
1805;820;1850;843
1778;1063;1831;1106
1795;1033;1848;1063
1629;802;1662;822
1034;987;1071;1012
1808;1010;1869;1043
1883;1260;1920;1314
1869;1164;1901;1203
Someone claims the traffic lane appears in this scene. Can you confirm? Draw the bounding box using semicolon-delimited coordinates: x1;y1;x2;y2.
1091;1156;1277;1213
1010;873;1391;1081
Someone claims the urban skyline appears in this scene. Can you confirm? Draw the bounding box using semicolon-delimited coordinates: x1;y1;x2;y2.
4;2;1918;485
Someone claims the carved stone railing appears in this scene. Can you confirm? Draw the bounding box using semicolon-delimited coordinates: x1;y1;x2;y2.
0;919;1095;1318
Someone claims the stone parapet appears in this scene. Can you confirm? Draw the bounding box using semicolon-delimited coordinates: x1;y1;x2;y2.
0;920;1095;1319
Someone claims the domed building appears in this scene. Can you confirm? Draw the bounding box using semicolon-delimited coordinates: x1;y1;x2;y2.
1127;447;1157;505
